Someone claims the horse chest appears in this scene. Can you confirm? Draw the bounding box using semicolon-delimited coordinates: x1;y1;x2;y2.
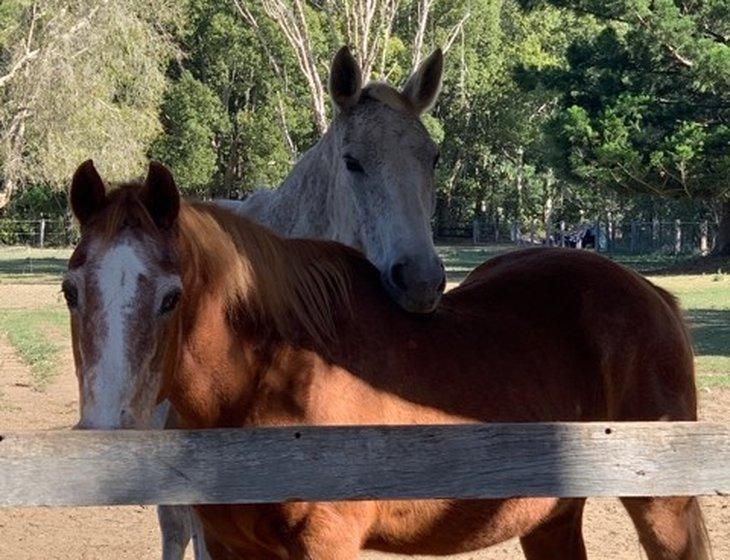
196;498;564;557
195;504;296;559
369;498;563;554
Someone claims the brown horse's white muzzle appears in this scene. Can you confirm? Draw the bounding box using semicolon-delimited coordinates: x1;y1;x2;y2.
75;407;138;430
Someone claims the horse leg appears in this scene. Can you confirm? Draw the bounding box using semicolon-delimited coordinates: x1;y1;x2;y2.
621;497;711;560
155;402;211;560
158;505;192;560
519;499;587;560
190;508;213;560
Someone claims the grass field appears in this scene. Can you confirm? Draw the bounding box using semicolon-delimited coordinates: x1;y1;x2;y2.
0;244;727;389
0;247;70;391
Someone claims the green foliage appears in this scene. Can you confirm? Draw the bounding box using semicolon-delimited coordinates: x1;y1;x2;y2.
149;0;318;196
521;0;730;202
1;0;726;250
6;184;67;219
0;0;25;49
152;72;229;193
0;0;183;199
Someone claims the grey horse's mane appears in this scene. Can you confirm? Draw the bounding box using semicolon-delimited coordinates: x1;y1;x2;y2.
360;83;415;114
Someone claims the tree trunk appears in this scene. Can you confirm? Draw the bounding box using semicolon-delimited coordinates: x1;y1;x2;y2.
715;200;730;256
0;177;15;210
0;117;26;211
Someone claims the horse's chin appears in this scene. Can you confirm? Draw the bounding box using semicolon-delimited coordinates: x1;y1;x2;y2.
383;280;442;315
74;410;153;430
400;296;441;315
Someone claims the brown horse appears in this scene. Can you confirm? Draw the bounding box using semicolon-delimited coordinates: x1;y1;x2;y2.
65;162;709;559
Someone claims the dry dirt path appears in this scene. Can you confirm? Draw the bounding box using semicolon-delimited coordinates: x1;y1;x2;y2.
0;283;727;559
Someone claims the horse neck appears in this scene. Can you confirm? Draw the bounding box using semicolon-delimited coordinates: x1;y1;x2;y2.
237;130;357;246
168;271;402;429
165;208;375;427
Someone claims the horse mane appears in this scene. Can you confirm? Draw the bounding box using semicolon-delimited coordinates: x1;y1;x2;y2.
178;201;357;348
361;83;415;114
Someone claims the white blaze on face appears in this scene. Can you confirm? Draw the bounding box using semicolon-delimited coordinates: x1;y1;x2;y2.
80;240;148;429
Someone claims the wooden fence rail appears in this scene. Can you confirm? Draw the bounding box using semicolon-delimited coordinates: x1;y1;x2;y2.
1;422;728;507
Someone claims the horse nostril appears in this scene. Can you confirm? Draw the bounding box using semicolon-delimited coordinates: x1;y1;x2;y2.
390;262;408;292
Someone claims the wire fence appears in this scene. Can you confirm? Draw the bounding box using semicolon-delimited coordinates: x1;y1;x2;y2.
443;218;717;255
608;220;715;254
0;217;718;255
0;218;78;247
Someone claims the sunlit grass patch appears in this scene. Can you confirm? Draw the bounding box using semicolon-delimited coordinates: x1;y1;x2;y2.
0;307;68;391
697;374;730;390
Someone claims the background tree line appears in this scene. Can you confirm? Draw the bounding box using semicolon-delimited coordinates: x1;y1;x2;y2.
1;0;728;253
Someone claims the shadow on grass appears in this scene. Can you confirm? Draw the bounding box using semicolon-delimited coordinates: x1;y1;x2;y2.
687;309;730;357
601;252;699;274
438;244;515;285
437;244;707;278
651;255;730;276
0;257;68;277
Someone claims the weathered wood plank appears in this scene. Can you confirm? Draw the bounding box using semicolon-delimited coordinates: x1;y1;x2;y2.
0;422;728;507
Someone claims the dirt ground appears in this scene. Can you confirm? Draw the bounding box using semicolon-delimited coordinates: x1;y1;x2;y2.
0;282;728;559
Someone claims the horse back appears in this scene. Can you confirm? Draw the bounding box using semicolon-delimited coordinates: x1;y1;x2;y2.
442;248;697;421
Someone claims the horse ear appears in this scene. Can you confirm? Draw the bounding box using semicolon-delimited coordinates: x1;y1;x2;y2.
141;162;180;230
70;160;106;227
402;49;443;115
329;46;362;110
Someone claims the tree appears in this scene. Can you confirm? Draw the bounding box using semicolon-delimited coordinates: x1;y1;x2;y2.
152;72;230;194
151;0;317;196
234;0;470;134
431;0;586;238
152;0;475;199
0;0;182;209
520;0;730;254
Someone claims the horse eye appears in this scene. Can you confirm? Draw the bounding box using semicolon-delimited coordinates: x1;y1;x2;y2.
344;155;364;174
62;280;78;308
159;289;181;316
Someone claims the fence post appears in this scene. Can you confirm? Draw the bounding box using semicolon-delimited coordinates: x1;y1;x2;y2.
700;221;708;255
511;221;520;244
559;220;565;247
39;218;46;249
472;219;480;245
674;219;682;254
630;221;637;253
606;215;614;252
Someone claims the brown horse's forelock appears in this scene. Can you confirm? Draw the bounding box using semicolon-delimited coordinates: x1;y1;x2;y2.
77;183;164;246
